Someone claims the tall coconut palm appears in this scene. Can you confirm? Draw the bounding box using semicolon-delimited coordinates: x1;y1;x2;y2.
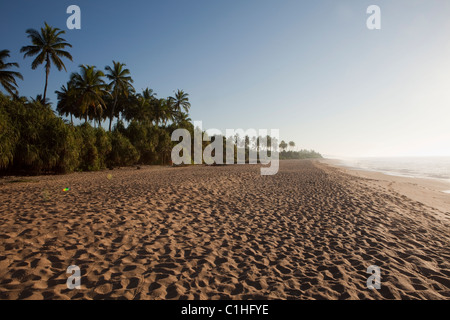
171;89;191;113
288;141;295;151
105;61;134;131
70;65;108;123
21;22;73;102
0;49;23;97
279;140;288;152
114;86;136;123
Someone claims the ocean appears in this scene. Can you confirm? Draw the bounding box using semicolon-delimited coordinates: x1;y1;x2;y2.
332;157;450;193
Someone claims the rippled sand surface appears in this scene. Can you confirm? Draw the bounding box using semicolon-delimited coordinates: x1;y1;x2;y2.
0;160;449;299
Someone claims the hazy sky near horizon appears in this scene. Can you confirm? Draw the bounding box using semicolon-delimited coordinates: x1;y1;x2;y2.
1;0;450;157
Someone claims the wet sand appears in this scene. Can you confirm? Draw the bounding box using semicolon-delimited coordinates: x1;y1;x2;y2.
320;159;450;215
0;160;449;299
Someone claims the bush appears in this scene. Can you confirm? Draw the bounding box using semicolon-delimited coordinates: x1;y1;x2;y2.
279;150;322;160
95;127;112;169
10;100;47;172
125;121;158;164
0;93;84;174
0;99;17;169
108;130;139;167
156;129;172;165
77;123;102;171
41;114;80;173
54;125;80;173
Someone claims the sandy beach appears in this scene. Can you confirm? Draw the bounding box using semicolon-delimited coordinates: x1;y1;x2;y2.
0;160;449;300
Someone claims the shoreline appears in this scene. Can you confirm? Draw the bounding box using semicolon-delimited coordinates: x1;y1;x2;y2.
320;157;450;187
319;159;450;215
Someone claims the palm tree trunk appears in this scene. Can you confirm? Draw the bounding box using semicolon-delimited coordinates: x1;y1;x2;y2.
109;96;118;132
70;113;73;125
43;73;49;102
43;57;50;103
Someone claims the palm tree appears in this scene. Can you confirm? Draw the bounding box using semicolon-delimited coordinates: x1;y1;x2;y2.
173;111;192;128
289;141;295;151
250;136;257;151
171;89;191;113
0;49;23;97
55;81;79;125
279;140;288;152
152;98;173;126
70;65;108;123
21;22;73;102
105;61;134;131
141;87;156;101
164;97;176;124
123;88;156;123
30;94;51;107
266;135;272;152
256;136;262;153
114;86;136;123
131;88;155;122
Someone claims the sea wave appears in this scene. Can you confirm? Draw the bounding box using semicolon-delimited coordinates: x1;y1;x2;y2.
334;157;450;183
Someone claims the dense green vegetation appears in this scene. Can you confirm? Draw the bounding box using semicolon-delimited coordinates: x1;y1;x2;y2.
279;150;323;160
0;92;195;174
278;140;322;160
0;22;321;175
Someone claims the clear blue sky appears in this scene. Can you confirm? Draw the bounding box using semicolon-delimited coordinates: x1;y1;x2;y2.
1;0;450;157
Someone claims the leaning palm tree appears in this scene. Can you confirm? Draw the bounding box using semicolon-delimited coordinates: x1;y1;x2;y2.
21;22;73;102
70;65;108;123
105;61;134;131
171;89;191;113
0;49;23;97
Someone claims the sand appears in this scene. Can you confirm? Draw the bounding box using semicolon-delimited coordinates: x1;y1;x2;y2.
0;160;449;300
321;159;450;215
